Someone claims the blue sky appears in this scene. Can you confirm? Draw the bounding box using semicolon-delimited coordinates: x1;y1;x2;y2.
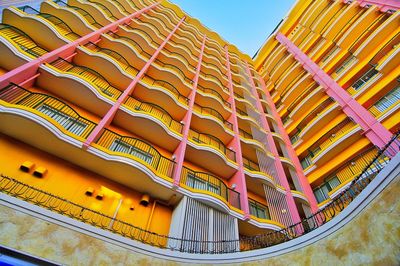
170;0;296;57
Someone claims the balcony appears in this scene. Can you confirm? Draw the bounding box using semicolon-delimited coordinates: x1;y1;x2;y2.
0;24;48;59
368;85;400;118
94;129;176;180
54;0;104;29
0;83;96;140
180;167;241;211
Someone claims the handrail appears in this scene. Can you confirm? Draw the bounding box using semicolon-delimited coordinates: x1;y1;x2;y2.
295;97;335;132
0;24;48;58
109;0;130;15
239;128;253;139
106;30;152;58
0;83;97;138
188;129;236;161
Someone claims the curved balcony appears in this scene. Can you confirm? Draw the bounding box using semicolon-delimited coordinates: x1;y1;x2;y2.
49;58;122;100
53;0;104;29
94;129;176;180
196;84;231;115
66;0;113;26
18;6;81;41
107;0;130;17
0;83;96;140
122;96;183;135
0;24;48;58
243;155;275;186
180;167;241;212
87;0;118;21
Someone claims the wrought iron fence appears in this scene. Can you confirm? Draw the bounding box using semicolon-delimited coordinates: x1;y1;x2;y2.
0;131;398;253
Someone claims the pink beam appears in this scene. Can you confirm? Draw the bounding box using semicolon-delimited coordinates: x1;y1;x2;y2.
276;33;394;151
350;0;400;12
224;46;250;218
0;1;161;89
244;62;318;215
253;67;320;214
83;16;186;148
172;34;207;186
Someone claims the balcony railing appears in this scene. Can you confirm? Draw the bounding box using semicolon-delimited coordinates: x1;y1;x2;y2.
239;128;253;140
180;167;240;209
368;85;400;117
95;129;175;178
49;58;122;100
188;129;236;161
0;24;48;58
123;96;183;134
0;83;96;138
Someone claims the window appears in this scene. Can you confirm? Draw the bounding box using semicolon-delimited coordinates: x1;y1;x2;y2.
249;201;270;219
186;172;221;196
351;68;379;91
110;139;153;164
37;105;87;136
374;86;400;112
313;176;341;203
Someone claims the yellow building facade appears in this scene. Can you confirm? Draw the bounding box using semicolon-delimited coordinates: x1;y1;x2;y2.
0;0;398;262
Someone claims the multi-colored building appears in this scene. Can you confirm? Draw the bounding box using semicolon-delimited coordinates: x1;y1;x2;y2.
0;0;398;263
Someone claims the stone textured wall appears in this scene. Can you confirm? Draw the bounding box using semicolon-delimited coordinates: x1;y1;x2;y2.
0;175;399;265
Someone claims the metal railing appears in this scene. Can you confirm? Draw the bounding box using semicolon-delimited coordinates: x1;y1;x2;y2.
95;129;176;178
180;167;240;209
242;156;261;172
0;83;96;138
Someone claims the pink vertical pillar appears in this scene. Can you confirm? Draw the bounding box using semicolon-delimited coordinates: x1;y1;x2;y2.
353;0;400;12
224;46;250;218
172;34;207;186
242;62;305;223
276;33;395;152
0;1;161;89
251;64;319;213
83;16;186;148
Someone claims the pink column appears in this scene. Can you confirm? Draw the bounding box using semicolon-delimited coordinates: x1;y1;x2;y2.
224;46;250;218
0;1;161;89
172;34;207;186
276;33;394;151
353;0;400;12
83;16;186;148
251;65;319;213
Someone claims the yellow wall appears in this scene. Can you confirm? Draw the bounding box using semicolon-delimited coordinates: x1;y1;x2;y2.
0;133;172;236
